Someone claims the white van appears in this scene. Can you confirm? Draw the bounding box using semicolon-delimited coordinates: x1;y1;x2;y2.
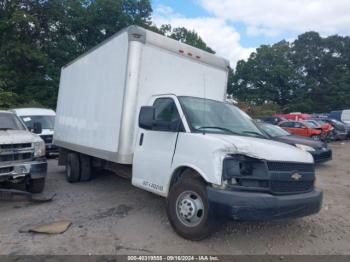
330;109;350;126
11;108;58;155
54;26;322;240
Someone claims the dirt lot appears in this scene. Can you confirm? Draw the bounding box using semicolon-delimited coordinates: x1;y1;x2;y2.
0;141;350;255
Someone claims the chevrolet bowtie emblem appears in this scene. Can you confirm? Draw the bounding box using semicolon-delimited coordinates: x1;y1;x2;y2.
291;172;302;181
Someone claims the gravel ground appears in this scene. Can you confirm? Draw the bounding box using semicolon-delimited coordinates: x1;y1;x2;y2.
0;141;349;255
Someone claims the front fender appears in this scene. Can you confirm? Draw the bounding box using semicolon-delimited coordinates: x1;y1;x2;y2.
171;133;234;191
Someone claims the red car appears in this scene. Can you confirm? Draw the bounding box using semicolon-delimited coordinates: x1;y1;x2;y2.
305;120;334;140
278;120;323;140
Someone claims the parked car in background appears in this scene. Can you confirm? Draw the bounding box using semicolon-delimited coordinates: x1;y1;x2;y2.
321;118;349;140
278;120;323;140
257;123;332;163
304;119;333;141
274;113;311;121
262;116;286;125
0;111;47;193
10;108;58;156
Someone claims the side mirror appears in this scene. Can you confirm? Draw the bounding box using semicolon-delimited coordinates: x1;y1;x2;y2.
32;122;42;134
139;106;155;130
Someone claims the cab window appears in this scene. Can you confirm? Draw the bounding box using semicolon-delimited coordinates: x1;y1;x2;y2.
294;122;304;128
153;98;184;132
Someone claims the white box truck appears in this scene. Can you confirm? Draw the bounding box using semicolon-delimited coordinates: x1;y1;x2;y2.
54;26;322;240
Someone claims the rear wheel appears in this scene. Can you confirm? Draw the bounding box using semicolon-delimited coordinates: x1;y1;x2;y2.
166;174;215;240
26;178;46;193
66;152;81;183
80;155;92;181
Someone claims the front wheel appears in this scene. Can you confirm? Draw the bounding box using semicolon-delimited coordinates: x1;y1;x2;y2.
166;175;215;240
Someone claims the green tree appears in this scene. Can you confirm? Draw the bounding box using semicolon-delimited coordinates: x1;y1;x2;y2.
159;24;215;54
0;0;154;109
291;32;350;112
231;41;305;112
230;32;350;113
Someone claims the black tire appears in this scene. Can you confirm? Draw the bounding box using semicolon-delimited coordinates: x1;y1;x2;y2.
26;178;45;193
66;152;81;183
166;174;215;240
80;155;92;181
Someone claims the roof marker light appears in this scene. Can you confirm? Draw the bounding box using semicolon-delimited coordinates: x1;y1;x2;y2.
179;50;184;54
187;52;193;56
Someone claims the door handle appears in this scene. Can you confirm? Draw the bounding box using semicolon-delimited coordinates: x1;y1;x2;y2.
139;133;144;146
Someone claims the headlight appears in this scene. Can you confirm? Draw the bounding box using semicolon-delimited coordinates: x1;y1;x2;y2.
34;141;46;157
223;155;262;180
295;144;315;152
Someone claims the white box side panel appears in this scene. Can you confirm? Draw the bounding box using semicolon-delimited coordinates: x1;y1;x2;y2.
55;32;129;153
137;44;227;108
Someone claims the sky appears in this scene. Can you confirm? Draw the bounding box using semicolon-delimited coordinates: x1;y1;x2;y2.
151;0;350;67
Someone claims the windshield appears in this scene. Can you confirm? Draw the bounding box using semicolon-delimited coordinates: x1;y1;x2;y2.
21;115;55;129
178;97;266;138
305;121;319;128
316;120;326;125
259;123;290;137
0;113;26;130
330;119;345;128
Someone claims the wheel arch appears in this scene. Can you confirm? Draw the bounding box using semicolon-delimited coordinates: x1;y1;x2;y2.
167;165;209;195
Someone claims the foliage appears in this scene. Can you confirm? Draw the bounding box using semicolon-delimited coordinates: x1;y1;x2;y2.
0;88;18;109
159;25;215;54
230;32;350;113
2;1;348;114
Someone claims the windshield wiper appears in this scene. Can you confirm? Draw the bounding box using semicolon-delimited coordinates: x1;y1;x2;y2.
0;128;15;130
242;130;267;139
197;126;240;135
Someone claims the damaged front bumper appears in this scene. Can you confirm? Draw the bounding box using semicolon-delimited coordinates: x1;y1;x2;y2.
0;159;47;182
208;186;323;220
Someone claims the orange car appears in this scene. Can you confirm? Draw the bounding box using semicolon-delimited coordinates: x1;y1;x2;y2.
278;120;323;140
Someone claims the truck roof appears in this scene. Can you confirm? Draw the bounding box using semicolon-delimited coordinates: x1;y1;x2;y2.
63;26;230;71
10;108;56;116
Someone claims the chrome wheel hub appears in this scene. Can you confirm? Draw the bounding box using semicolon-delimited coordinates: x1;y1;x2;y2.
176;191;204;227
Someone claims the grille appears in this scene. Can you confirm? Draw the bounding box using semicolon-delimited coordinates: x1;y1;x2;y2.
267;162;314;172
40;135;53;144
0;143;31;150
0;152;32;162
271;180;313;193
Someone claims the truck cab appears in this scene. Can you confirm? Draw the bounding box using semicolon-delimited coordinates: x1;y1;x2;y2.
132;95;322;239
0;111;47;193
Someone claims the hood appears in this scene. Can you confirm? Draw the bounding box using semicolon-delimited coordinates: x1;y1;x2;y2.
0;130;43;145
208;134;314;163
274;134;326;149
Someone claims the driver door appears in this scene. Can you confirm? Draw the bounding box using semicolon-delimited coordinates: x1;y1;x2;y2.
132;97;184;196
